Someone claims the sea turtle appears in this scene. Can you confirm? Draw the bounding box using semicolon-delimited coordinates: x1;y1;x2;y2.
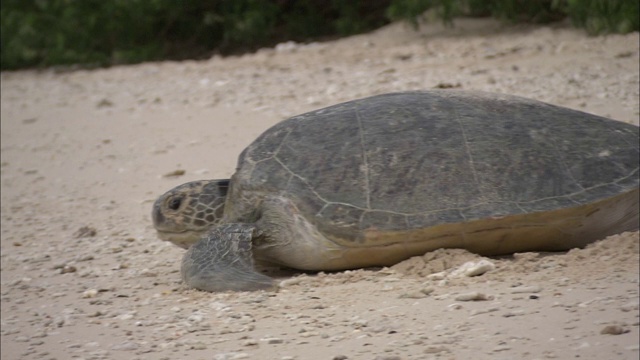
152;90;639;292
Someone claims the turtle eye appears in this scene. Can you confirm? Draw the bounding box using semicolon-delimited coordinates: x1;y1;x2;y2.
167;196;182;211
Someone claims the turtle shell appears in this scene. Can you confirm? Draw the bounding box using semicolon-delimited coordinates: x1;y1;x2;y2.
226;91;639;248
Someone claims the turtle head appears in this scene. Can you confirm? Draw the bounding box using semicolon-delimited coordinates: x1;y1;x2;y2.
152;179;229;248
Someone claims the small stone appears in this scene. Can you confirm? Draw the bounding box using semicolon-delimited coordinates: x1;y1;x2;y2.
423;345;449;354
60;265;77;274
111;341;139;351
82;289;98;298
74;226;97;238
433;82;461;89
299;329;319;337
513;252;539;261
189;341;207;350
31;332;47;339
96;99;114;108
493;345;511;352
399;291;427;299
194;168;210;175
279;276;305;287
163;169;185;177
451;260;495;277
209;302;229;311
54;316;66;327
140;268;157;277
214;352;249;360
351;319;368;328
426;272;446;280
118;313;134;320
187;314;204;323
261;337;284;344
470;307;500;316
615;51;634;58
421;287;435;295
333;356;348;360
455;292;492;301
464;260;495;276
242;339;258;346
511;285;542;294
503;310;525;317
1;328;19;335
600;325;629;335
620;302;639;312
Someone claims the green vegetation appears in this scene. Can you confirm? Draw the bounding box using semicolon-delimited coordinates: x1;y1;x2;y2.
1;0;637;70
386;0;638;30
563;0;639;34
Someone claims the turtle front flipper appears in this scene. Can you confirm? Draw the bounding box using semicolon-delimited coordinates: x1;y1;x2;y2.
181;223;275;292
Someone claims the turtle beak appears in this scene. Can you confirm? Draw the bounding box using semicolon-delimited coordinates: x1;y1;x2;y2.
151;197;169;231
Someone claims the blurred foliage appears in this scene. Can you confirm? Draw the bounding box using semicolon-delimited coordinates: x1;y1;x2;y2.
1;0;637;70
386;0;637;29
562;0;639;34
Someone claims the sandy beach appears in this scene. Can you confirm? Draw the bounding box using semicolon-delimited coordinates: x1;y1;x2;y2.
1;18;638;360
